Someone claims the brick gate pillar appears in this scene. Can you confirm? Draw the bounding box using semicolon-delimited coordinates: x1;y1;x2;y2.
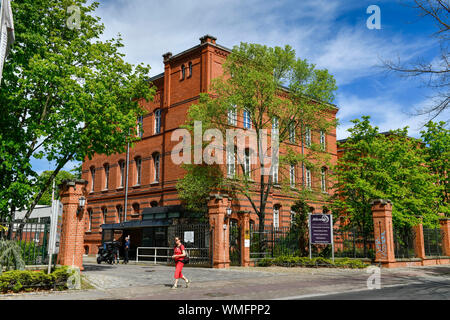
208;194;230;268
371;199;396;264
58;179;88;270
240;211;251;267
413;217;426;260
439;218;450;257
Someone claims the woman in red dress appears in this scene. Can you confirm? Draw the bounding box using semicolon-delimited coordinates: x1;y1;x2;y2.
171;237;190;289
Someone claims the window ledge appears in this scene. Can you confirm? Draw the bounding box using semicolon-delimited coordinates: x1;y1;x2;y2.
150;181;160;185
101;189;109;193
116;187;124;191
132;184;141;189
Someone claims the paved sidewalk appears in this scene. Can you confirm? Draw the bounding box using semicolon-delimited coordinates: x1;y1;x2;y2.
1;261;449;300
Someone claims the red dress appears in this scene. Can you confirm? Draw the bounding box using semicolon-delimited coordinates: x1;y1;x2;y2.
174;244;185;279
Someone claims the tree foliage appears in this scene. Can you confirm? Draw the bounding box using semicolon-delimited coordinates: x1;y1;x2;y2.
0;0;155;221
331;116;444;233
177;43;337;228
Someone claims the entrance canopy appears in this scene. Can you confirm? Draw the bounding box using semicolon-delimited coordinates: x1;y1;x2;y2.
101;219;170;230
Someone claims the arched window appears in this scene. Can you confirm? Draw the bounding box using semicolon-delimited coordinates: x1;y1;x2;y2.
320;130;326;150
150;201;158;207
244;148;251;177
306;168;312;190
227;148;236;178
181;64;185;80
102;207;107;225
90;166;95;192
227;105;237;126
103;163;110;190
305;127;311;147
116;205;123;223
154;109;161;134
272;117;279;130
290;164;296;188
273;205;280;229
132;203;140;216
87;208;93;231
272;161;279;184
137;115;144;138
188;62;193;77
243;110;251;129
118;160;125;188
290;210;296;226
135;157;142;185
321;167;327;193
153;153;160;182
289;123;296;143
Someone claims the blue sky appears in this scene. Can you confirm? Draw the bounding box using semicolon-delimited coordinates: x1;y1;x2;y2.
32;0;449;174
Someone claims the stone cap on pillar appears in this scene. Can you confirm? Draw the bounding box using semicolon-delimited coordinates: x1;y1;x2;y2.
59;179;88;190
370;199;392;206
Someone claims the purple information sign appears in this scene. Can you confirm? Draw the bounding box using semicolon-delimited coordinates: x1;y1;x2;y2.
310;214;332;244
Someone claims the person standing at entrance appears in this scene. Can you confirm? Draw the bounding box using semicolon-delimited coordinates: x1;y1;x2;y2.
123;235;130;264
171;237;190;289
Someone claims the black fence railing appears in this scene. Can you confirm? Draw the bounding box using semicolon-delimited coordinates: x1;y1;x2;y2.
393;227;416;259
333;229;375;259
0;220;51;266
250;225;300;259
423;227;444;257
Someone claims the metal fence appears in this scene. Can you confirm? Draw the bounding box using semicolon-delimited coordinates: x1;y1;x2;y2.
250;225;303;259
250;224;376;260
423;227;444;257
393;227;416;259
0;220;50;265
333;229;375;259
166;223;211;266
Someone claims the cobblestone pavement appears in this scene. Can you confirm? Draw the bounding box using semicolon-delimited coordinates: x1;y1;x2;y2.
1;258;449;300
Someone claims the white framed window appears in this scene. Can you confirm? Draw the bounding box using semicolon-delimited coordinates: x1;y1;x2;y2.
118;160;125;188
104;164;109;190
272;163;279;185
228;106;237;126
135;157;142;185
290;164;296;188
90;167;95;192
273;206;280;229
289;123;296;143
137;115;143;138
87;209;93;231
305;127;311;147
154;109;161;134
290;210;296;226
116;206;123;223
227;150;236;178
153;153;160;182
243;110;251;129
321;167;327;193
320;130;326;150
244;149;251;177
188;62;193;77
272;117;279;130
306;168;312;189
102;207;107;224
181;64;186;80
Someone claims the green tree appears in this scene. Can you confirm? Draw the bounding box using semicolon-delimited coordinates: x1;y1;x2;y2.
178;43;337;232
332;116;443;238
0;0;155;222
35;170;76;206
420;121;450;215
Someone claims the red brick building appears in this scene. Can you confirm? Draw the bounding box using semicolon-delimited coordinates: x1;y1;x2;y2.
81;35;338;261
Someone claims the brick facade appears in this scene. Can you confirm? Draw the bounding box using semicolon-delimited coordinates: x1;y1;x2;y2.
81;35;338;256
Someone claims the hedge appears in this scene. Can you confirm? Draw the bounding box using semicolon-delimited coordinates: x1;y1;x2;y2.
0;266;73;293
256;256;369;269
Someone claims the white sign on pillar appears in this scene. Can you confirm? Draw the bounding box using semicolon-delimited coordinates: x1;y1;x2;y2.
48;200;63;255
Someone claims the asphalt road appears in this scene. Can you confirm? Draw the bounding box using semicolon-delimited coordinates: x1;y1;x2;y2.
299;279;450;300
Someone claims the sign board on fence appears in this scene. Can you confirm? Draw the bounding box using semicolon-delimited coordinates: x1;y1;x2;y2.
184;231;194;243
244;239;250;248
309;214;333;244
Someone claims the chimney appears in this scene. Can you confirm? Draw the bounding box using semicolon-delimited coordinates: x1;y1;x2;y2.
200;34;217;45
162;52;172;62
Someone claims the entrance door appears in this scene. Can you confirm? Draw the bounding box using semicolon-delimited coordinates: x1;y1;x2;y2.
229;219;241;266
